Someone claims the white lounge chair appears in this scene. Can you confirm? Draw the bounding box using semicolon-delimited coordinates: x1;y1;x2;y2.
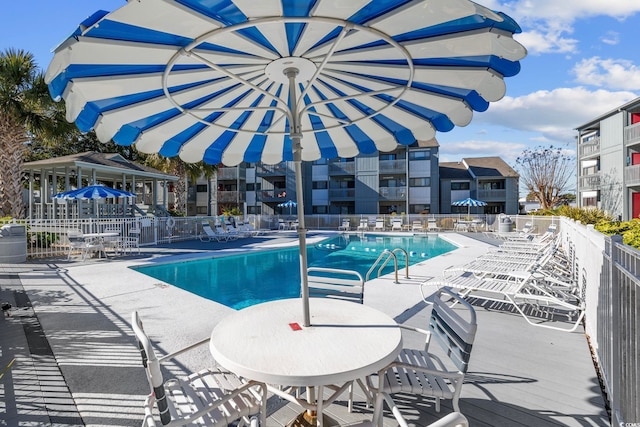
122;225;141;255
338;218;350;231
131;311;267;427
367;287;477;414
391;217;403;231
427;218;440;231
200;221;231;242
66;229;87;260
412;220;424;232
357;218;369;231
374;218;385;232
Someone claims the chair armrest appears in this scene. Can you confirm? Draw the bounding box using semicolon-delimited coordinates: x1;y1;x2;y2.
387;361;465;381
157;337;210;363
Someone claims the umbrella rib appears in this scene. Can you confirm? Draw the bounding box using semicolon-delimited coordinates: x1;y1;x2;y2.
295;23;353;113
164;48;292;125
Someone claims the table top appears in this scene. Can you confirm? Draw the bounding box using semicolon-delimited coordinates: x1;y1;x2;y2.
83;232;119;238
210;298;402;387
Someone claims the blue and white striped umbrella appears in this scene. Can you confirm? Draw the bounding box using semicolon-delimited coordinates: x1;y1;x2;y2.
278;199;297;215
53;184;136;200
452;197;487;215
45;0;526;327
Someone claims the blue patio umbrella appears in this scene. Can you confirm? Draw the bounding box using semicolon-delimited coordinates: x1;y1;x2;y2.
45;0;526;327
277;200;297;215
53;184;136;200
452;197;487;216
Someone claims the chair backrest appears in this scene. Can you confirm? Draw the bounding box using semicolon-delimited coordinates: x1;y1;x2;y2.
131;311;171;425
307;267;365;304
67;229;84;242
428;287;477;373
202;221;215;235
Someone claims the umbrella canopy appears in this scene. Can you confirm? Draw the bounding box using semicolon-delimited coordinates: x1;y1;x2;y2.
452;197;487;215
45;0;526;326
278;199;298;215
53;184;136;200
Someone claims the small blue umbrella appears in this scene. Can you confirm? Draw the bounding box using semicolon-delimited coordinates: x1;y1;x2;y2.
53;184;136;200
277;200;297;215
452;197;487;215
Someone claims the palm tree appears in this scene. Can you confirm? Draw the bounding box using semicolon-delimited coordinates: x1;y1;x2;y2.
0;48;67;218
144;154;217;216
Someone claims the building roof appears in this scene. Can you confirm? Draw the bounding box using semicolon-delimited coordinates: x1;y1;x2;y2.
575;95;640;130
439;162;472;179
417;138;439;148
24;151;177;181
463;157;519;178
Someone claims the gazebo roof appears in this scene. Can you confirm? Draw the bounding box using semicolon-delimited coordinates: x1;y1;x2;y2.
24;151;178;181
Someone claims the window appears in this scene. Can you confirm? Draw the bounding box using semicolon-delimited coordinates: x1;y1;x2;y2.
409;177;430;187
312;181;328;189
196;206;208;214
312;205;328;214
379;153;396;161
451;182;470;190
409;150;430;161
196;184;208;192
246;183;255;191
410;204;430;214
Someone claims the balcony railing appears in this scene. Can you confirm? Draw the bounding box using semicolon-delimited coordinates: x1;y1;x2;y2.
328;161;355;175
217;191;245;203
579;173;601;190
217;167;240;180
624;122;640;146
257;164;287;176
624;164;640;186
379;159;406;174
477;189;506;200
579;139;600;157
328;188;355;198
379;186;406;200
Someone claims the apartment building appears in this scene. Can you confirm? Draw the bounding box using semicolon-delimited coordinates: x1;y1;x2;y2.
440;157;520;215
576;96;640;220
188;140;520;216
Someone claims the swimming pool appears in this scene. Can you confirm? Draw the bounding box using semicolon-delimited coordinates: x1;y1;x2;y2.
133;234;456;309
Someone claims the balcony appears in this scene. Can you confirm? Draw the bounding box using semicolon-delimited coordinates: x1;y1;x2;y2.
379;186;406;200
216;167;240;180
257;189;287;202
217;190;245;203
580;173;601;190
328;188;355;199
625;122;640;146
328;161;355;175
257;164;287;176
477;189;506;200
579;138;600;157
624;164;640;186
379;159;406;174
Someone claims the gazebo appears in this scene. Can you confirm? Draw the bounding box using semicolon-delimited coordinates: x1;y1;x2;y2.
23;151;178;219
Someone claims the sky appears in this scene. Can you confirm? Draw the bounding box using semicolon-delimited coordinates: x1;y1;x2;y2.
2;0;640;166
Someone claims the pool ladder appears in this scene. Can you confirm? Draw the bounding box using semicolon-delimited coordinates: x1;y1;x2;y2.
365;248;410;284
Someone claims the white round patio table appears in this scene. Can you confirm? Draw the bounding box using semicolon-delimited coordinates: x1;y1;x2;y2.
210;298;402;426
210;298;402;386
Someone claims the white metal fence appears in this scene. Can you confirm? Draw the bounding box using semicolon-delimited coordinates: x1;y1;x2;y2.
560;218;638;426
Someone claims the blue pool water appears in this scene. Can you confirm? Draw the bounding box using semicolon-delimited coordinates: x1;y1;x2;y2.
133;234;456;309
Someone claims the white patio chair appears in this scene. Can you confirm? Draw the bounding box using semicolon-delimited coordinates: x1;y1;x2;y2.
357;218;369;231
427;218;440;231
374;218;385;231
367;287;477;414
131;311;267;427
122;225;141;255
348;401;469;427
66;229;87;260
338;218;350;231
102;225;123;255
412;220;425;232
391;217;403;231
200;222;232;242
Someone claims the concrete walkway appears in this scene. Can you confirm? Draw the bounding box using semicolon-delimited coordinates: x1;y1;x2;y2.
0;231;609;426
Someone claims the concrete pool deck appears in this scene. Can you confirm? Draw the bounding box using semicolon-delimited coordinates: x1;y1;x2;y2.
0;231;609;426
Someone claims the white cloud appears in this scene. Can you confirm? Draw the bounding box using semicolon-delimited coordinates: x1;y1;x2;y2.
601;31;620;45
572;57;640;90
439;140;527;164
496;1;640;54
474;87;638;143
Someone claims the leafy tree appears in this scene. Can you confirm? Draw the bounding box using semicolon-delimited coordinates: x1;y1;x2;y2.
515;145;575;210
0;48;71;217
144;154;217;216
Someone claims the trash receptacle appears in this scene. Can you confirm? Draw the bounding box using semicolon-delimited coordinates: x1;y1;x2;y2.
498;217;513;234
0;224;27;263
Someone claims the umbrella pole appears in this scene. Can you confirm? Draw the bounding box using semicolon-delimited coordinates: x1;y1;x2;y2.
287;68;311;328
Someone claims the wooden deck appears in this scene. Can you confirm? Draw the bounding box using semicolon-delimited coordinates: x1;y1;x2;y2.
0;232;610;426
